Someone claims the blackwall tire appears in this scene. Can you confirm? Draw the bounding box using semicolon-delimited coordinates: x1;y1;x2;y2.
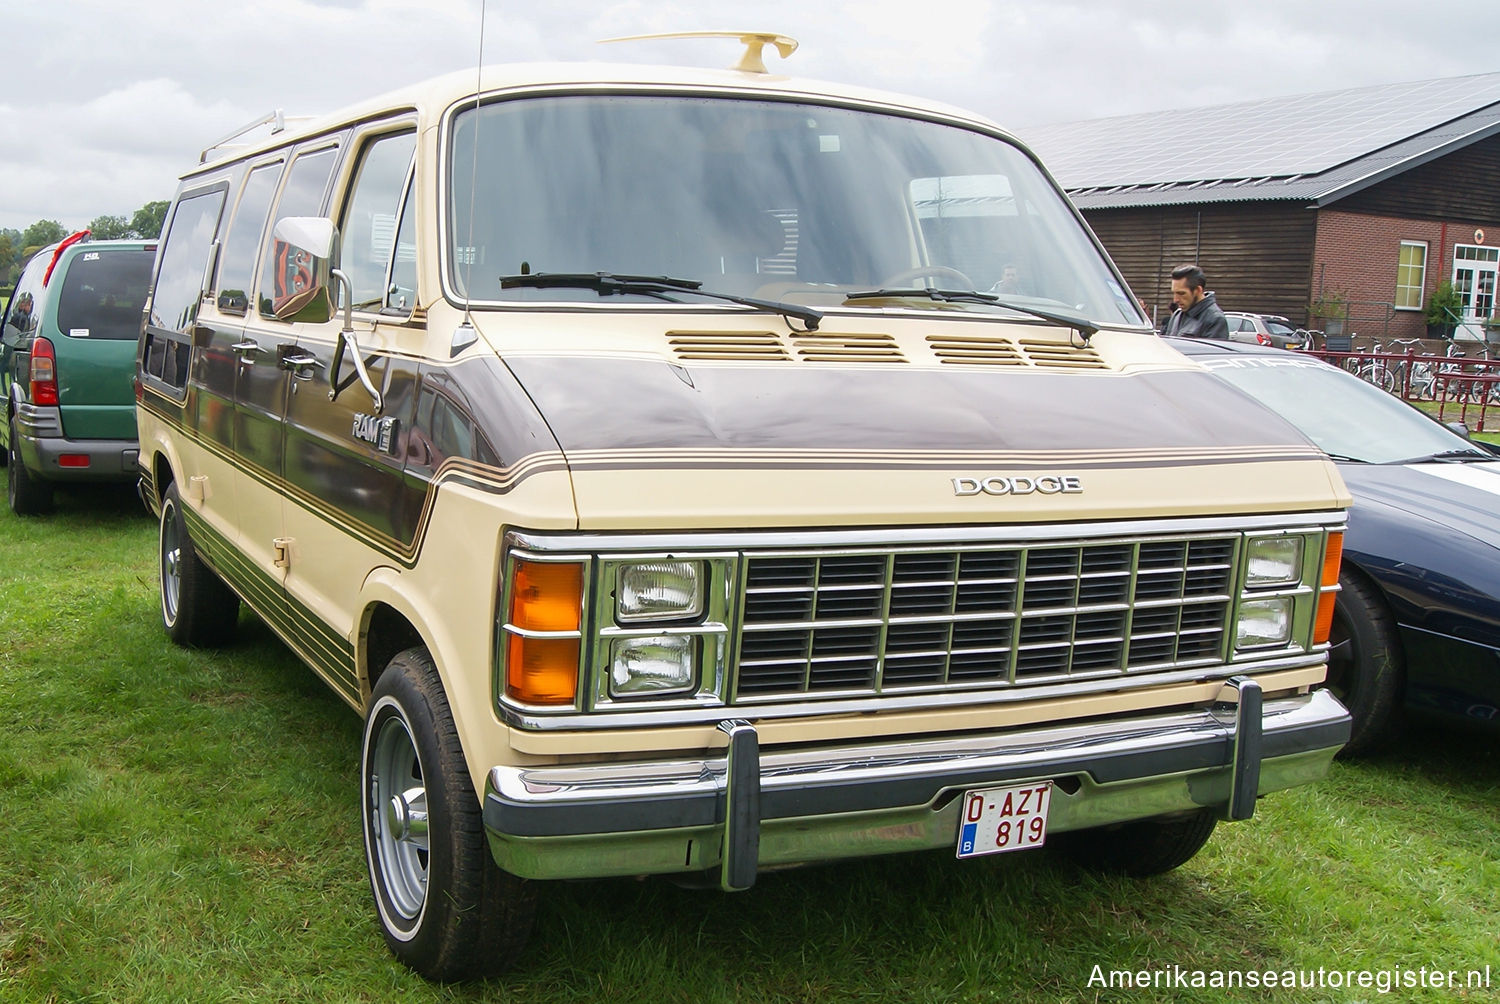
7;417;52;515
159;482;239;646
1326;567;1403;756
1055;810;1218;877
362;647;536;981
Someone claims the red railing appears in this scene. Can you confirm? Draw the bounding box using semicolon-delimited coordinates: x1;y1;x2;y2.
1303;346;1500;432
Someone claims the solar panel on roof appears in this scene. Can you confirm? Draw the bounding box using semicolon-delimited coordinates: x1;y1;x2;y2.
1023;72;1500;190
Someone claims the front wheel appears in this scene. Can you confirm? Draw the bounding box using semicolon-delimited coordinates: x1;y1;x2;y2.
1054;810;1217;877
1326;568;1402;755
362;647;536;981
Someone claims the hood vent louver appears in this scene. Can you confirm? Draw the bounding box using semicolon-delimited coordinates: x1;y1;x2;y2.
927;335;1107;370
927;335;1026;366
668;331;791;361
790;332;907;363
1018;338;1106;369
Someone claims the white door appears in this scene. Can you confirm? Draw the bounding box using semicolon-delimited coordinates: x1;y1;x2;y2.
1452;244;1499;341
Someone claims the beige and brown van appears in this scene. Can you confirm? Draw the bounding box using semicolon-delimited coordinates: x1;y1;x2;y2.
135;35;1352;981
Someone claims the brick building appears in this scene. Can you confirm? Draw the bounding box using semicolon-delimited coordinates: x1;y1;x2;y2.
1023;73;1500;344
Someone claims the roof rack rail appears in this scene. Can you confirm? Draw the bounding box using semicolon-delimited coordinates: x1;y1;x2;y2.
199;109;312;163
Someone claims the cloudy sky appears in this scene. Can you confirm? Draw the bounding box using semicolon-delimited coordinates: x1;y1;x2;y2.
3;0;1498;232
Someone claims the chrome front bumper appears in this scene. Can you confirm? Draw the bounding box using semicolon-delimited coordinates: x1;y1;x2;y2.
483;686;1349;888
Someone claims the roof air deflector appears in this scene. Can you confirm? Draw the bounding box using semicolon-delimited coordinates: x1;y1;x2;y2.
598;31;799;74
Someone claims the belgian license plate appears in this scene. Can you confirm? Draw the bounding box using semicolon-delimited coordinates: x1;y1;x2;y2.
956;782;1052;858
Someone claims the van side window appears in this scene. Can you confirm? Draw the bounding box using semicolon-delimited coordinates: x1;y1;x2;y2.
3;259;45;346
143;188;227;391
217;161;285;314
339;131;416;312
258;146;339;318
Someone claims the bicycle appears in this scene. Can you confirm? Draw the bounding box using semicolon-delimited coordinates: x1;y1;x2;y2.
1388;337;1436;399
1464;341;1500;407
1429;341;1487;405
1349;339;1397;394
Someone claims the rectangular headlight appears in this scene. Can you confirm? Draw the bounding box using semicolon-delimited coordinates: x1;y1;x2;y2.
617;561;704;622
610;635;697;695
1236;596;1293;649
1245;536;1303;588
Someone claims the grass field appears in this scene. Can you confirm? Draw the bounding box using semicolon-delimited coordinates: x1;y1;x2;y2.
1;487;1497;1003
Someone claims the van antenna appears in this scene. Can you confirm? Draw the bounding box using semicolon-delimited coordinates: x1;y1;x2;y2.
453;0;487;356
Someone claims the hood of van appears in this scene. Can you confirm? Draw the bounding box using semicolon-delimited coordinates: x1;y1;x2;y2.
500;353;1349;529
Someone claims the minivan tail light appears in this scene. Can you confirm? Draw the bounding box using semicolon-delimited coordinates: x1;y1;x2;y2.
30;337;60;406
1256;332;1271;345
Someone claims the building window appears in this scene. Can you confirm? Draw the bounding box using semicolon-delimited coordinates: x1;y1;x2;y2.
1395;241;1426;310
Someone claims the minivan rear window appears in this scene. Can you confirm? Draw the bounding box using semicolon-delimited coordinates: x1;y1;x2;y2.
56;248;155;340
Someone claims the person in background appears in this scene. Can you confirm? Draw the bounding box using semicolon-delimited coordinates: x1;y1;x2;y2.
993;262;1023;295
1162;264;1228;339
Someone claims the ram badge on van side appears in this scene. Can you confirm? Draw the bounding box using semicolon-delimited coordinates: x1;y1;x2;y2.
135;35;1352;981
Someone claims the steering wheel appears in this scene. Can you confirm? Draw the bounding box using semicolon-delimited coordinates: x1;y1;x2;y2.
879;265;975;289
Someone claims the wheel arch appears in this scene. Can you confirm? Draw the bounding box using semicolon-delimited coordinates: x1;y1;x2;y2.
357;566;501;800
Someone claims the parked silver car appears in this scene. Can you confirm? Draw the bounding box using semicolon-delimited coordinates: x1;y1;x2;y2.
1224;312;1308;349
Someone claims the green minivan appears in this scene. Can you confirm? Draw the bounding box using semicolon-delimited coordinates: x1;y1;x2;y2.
1;233;156;514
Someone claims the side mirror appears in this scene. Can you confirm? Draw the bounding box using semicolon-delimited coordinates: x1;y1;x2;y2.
269;217;337;322
1445;421;1473;439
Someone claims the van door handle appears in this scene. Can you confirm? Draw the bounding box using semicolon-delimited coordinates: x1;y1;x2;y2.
280;353;324;377
231;340;261;356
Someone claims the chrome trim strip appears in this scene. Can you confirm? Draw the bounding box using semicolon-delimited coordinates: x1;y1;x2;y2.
505;513;1346;554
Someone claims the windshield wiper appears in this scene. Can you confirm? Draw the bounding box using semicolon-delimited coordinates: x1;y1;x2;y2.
498;272;822;330
844;287;1099;339
1395;448;1497;464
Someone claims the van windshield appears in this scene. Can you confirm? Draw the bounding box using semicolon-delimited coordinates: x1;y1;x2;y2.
448;95;1142;325
57;248;154;340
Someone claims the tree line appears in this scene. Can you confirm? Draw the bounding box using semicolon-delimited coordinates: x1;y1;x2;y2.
1;200;169;286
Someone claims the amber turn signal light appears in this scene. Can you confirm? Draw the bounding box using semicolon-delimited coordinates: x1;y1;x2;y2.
506;559;584;705
507;635;581;704
1313;532;1343;645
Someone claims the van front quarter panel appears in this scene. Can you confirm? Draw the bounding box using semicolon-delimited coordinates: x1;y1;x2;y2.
137;58;1352;982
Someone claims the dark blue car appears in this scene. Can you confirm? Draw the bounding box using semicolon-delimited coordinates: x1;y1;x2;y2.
1170;336;1500;753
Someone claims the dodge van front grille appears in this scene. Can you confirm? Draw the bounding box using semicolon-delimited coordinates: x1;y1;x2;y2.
733;535;1237;700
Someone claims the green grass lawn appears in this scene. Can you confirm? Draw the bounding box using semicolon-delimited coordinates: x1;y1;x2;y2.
1;487;1498;1002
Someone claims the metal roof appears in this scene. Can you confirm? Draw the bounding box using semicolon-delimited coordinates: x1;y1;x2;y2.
1023;72;1500;210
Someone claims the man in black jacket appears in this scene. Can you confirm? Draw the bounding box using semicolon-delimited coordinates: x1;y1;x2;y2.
1162;264;1229;339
